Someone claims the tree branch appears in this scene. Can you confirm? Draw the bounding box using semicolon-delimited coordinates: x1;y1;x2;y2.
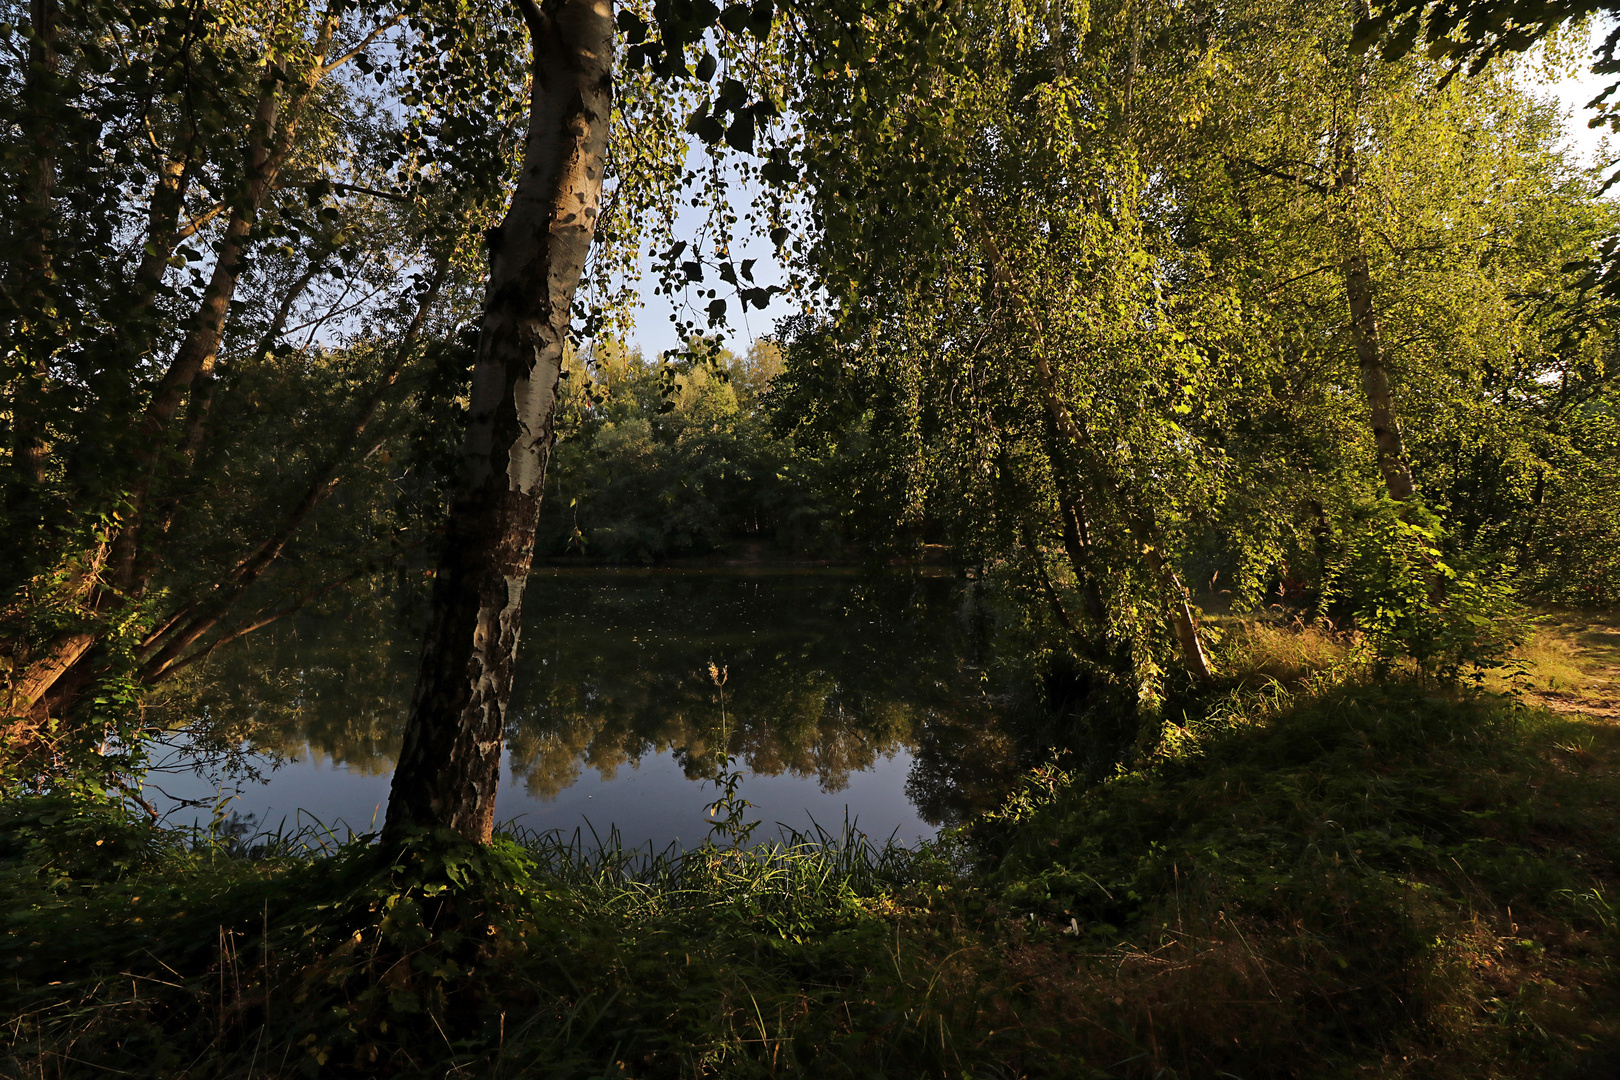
146;566;376;683
1234;156;1331;195
175;200;227;241
320;14;405;74
514;0;547;42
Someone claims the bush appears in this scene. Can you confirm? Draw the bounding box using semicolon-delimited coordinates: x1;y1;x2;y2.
1322;499;1527;682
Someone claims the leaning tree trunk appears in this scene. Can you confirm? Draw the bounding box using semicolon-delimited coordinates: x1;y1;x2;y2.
7;14;354;717
382;0;614;845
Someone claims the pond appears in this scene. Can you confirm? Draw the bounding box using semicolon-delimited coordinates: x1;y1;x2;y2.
147;569;1044;852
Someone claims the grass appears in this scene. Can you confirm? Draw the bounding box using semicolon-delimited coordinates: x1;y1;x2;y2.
4;636;1620;1077
1496;610;1620;710
1209;613;1352;688
976;683;1620;1078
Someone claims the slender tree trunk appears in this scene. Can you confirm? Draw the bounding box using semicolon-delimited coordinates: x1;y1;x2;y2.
1041;415;1109;625
132;151;195;302
9;0;60;490
1341;244;1415;499
383;0;614;845
108;80;284;590
247;258;327;362
1337;5;1415;502
8;19;340;714
109;14;341;592
1137;515;1215;683
1034;362;1213;683
170;250;358;498
1021;522;1082;643
130;2;206;301
1516;467;1547;567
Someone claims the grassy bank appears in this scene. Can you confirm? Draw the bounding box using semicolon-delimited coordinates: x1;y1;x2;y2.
5;659;1620;1077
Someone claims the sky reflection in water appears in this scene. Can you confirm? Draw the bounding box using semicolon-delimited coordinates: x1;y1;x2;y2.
148;569;1031;850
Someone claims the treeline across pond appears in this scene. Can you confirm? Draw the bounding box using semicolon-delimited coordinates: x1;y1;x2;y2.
536;339;847;563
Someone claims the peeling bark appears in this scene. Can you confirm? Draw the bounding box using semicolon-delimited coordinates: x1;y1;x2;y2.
383;0;614;845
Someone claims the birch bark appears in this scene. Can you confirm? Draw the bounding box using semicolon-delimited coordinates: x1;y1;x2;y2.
382;0;614;844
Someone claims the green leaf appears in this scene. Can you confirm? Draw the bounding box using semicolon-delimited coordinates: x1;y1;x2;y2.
725;112;756;153
616;9;647;43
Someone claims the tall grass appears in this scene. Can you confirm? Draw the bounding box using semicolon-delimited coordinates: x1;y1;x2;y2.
514;816;917;919
0;800;969;1079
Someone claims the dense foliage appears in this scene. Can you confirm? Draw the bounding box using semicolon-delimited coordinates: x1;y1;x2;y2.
536;340;847;561
2;0;1617;788
769;0;1620;711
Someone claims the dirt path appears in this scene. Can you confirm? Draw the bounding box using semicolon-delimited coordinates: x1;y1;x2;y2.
1514;609;1620;720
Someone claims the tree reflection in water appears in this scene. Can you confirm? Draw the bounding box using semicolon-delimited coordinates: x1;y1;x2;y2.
155;569;1056;829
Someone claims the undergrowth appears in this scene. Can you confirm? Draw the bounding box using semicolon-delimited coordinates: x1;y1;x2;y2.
4;679;1620;1078
975;683;1620;1078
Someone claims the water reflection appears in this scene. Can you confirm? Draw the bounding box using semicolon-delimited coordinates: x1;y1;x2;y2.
155;569;1041;842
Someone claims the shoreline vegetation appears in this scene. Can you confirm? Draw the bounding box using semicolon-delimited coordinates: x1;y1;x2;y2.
5;615;1619;1078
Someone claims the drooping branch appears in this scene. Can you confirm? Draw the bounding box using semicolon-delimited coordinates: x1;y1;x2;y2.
1234;156;1332;195
970;199;1216;685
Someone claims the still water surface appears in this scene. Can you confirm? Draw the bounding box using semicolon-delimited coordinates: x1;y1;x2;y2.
149;570;1032;850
